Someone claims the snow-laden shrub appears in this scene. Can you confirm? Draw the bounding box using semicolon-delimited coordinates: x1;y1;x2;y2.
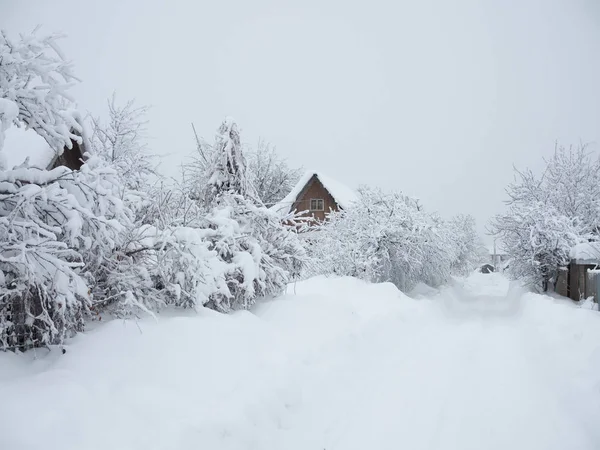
307;187;479;292
244;139;302;206
491;144;600;290
197;117;307;309
492;201;585;291
97;225;229;317
0;28;136;349
448;214;482;276
0;157;130;350
198;118;306;310
90;94;157;194
186;124;301;207
0;28;83;157
101;196;306;316
104;117;308;316
202;193;306;311
202;117;254;206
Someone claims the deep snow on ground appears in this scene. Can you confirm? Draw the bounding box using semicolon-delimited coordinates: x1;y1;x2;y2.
1;273;600;450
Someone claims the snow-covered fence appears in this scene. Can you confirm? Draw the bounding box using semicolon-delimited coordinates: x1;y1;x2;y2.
585;269;600;303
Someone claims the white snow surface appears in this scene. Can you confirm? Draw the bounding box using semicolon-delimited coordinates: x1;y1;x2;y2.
487;242;508;255
272;170;358;215
570;241;600;263
1;273;600;450
1;126;57;169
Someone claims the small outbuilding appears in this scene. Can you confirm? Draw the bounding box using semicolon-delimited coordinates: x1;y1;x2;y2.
556;242;600;302
569;242;600;301
488;243;509;272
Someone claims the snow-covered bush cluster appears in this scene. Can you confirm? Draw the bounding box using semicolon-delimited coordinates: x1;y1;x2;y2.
90;94;157;193
0;160;130;350
186;125;301;207
0;29;131;349
0;27;483;351
0;28;83;159
491;144;600;290
103;119;307;316
0;29;306;350
306;187;482;291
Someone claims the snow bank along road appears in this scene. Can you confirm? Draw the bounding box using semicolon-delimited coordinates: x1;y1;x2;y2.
1;273;600;450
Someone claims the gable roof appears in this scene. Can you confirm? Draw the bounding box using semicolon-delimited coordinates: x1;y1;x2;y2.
2;125;88;171
570;242;600;264
2;126;59;169
272;170;359;216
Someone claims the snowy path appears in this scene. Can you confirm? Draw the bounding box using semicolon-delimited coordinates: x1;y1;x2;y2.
272;276;599;450
1;274;600;450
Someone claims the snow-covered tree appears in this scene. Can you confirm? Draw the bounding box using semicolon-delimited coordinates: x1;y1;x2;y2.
0;158;131;350
186;126;300;207
202;117;254;205
198;118;307;309
246;139;302;206
135;178;203;228
448;214;481;276
201;195;306;311
505;144;600;235
308;187;463;292
0;29;83;158
492;201;585;291
94;224;230;317
491;143;599;290
105;117;307;316
90;94;157;192
0;28;140;350
1;29;308;347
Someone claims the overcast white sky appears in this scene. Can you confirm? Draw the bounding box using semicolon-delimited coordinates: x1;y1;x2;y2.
2;0;600;242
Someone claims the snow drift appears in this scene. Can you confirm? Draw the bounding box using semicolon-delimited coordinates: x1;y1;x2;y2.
1;274;600;450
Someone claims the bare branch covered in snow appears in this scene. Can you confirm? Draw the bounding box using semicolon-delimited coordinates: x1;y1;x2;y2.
90;94;158;192
0;29;82;156
307;186;478;292
491;144;598;290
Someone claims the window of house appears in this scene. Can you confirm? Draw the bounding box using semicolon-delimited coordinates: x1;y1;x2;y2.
310;199;324;211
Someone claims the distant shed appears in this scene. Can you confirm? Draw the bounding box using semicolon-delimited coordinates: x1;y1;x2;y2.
556;242;600;302
569;243;600;301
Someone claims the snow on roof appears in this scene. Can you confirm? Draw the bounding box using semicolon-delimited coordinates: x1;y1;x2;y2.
570;242;600;263
272;170;359;215
2;126;58;170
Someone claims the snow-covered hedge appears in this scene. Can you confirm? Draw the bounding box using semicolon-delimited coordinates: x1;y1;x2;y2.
306;187;481;292
0;29;132;349
0;158;130;350
491;145;600;290
98;192;306;317
0;29;308;350
0;28;83;156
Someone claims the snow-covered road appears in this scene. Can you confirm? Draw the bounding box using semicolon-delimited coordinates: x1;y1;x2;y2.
1;274;600;450
281;281;596;450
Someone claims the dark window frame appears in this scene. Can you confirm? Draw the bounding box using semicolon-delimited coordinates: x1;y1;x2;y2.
310;198;324;211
